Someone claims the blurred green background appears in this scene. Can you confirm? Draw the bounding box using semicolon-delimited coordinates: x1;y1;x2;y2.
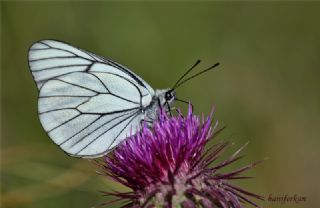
1;1;320;208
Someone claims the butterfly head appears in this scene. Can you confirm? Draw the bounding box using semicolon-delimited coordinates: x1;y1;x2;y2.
154;89;176;108
165;89;176;104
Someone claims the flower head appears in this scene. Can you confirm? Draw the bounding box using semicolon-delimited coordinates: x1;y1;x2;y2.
97;106;263;208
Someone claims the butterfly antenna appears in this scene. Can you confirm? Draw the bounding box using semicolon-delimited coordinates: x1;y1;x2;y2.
172;60;201;90
174;62;220;89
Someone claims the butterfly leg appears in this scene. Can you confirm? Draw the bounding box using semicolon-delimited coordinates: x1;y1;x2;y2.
140;118;153;128
165;101;173;117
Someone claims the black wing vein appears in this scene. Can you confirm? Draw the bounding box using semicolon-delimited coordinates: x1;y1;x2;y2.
53;78;100;94
40;108;80;115
75;111;140;155
91;71;143;105
48;113;82;133
106;112;141;150
34;64;89;72
58;115;103;146
63;111;136;148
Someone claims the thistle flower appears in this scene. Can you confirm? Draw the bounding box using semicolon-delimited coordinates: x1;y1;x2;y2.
97;106;263;208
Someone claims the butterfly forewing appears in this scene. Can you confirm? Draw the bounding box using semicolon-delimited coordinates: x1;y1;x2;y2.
29;40;154;158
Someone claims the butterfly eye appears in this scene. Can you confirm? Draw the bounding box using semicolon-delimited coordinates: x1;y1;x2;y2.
165;92;174;101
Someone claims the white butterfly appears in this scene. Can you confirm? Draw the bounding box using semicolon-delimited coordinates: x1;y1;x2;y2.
28;40;219;158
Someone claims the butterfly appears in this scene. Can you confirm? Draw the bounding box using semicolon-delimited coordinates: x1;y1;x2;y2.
28;40;219;158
